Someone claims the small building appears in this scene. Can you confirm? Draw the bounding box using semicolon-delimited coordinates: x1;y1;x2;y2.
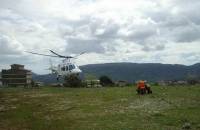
85;80;102;87
116;80;128;87
1;64;32;87
158;80;189;86
157;80;168;86
34;82;44;87
175;80;188;85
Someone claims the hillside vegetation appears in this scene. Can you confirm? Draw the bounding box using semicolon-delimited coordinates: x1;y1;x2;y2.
0;85;200;130
81;63;200;82
33;63;200;83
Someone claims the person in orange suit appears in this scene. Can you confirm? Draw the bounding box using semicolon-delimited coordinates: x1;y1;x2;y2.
137;80;146;95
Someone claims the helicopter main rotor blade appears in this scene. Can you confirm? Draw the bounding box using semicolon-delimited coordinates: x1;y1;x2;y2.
49;50;73;58
73;52;85;58
49;50;64;57
25;51;60;58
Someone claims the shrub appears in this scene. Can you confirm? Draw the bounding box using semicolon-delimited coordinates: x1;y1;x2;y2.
99;75;114;87
63;74;83;87
186;74;199;85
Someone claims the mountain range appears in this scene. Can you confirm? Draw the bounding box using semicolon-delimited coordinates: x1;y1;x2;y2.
32;62;200;84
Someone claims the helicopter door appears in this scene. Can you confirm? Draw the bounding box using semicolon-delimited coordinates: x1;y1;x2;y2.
60;66;67;75
61;66;65;71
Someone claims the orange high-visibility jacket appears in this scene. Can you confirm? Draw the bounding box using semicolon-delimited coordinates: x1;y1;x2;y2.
137;81;145;89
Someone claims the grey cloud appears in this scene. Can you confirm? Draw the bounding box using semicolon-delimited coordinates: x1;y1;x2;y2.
180;52;200;64
61;15;163;54
119;24;164;52
0;9;43;34
161;16;189;28
175;26;200;43
0;34;23;55
0;55;31;64
0;0;22;9
143;0;200;44
162;24;200;43
59;16;119;54
155;44;165;50
94;23;120;39
142;43;165;52
126;26;157;43
65;37;105;54
179;7;200;25
145;9;170;23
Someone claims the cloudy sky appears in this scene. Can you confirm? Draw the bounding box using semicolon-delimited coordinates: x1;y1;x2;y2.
0;0;200;74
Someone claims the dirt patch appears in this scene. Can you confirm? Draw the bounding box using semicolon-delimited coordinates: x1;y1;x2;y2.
128;98;172;114
0;105;17;112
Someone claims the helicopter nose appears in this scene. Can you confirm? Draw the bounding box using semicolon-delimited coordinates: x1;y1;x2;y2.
77;68;82;73
73;68;82;74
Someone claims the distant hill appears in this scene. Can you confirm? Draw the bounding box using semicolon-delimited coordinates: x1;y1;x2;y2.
32;62;200;84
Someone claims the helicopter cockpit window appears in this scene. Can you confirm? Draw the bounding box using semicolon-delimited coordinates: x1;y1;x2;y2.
69;65;75;71
61;66;65;71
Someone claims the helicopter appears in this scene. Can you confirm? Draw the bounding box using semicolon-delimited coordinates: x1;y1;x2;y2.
26;50;84;81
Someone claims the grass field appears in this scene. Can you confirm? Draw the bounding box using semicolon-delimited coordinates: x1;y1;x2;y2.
0;85;200;130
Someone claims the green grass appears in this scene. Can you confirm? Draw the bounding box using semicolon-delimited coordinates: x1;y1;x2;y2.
0;85;200;130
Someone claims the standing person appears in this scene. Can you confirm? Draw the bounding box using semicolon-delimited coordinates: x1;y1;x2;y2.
145;83;152;94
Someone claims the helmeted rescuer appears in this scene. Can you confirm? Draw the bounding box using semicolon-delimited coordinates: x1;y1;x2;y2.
137;80;146;94
137;80;145;88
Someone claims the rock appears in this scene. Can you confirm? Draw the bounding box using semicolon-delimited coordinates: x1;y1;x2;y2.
182;122;191;129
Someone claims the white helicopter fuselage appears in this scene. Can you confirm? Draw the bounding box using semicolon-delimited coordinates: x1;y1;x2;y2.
51;62;82;77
